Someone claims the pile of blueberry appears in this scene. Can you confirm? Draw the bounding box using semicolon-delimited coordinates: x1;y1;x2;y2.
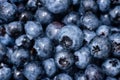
0;0;120;80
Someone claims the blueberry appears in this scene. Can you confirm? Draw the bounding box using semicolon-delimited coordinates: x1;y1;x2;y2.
62;11;80;25
15;35;31;48
102;58;120;76
23;62;42;80
96;25;110;37
35;7;53;24
19;11;33;22
0;63;12;80
80;12;99;30
85;64;104;80
109;33;120;57
106;77;117;80
42;58;57;77
109;6;120;24
55;50;74;70
74;71;87;80
80;0;98;13
55;45;64;53
57;24;84;50
17;3;26;13
89;37;111;59
13;68;27;80
27;0;37;9
5;21;23;37
111;27;120;33
100;14;111;25
0;34;15;46
97;0;111;13
9;48;30;66
74;47;91;69
44;0;71;14
46;22;63;40
83;29;96;44
34;37;53;59
0;43;7;61
25;21;43;40
0;2;16;23
53;73;73;80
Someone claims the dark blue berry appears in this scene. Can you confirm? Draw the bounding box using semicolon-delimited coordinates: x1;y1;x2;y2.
55;50;74;70
53;73;73;80
34;37;53;59
74;47;91;69
35;7;53;24
89;37;111;59
102;58;120;76
85;64;104;80
23;62;42;80
57;24;84;50
44;0;71;14
42;58;57;77
25;21;43;40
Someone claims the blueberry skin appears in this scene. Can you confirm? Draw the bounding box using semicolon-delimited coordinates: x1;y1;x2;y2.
0;34;14;46
74;47;91;69
19;11;33;22
25;21;43;40
0;43;7;61
81;0;98;12
53;73;73;80
85;64;104;80
102;58;120;76
34;37;53;59
109;33;120;57
80;12;99;30
57;24;84;50
5;21;23;37
55;50;74;70
106;77;117;80
23;62;42;80
0;0;7;2
89;37;111;59
72;0;79;5
15;35;31;48
13;68;27;80
83;29;96;44
100;14;111;25
42;58;57;77
44;0;70;14
10;48;30;66
97;0;111;12
111;27;120;33
46;22;63;40
35;7;53;24
96;25;110;37
27;0;37;9
55;45;64;53
62;11;80;25
0;63;12;80
109;6;120;24
0;2;16;23
74;71;87;80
